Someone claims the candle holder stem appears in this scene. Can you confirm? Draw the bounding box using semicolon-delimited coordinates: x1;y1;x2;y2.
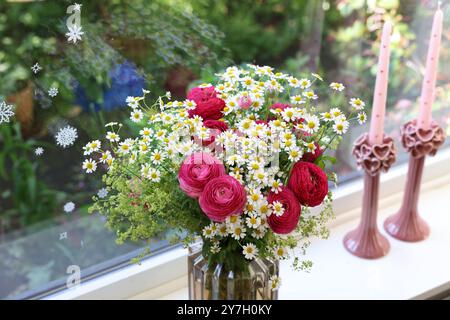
384;120;445;242
344;173;390;259
343;133;396;259
384;156;429;241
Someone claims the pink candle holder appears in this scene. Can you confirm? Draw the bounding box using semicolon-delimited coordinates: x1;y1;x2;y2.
384;120;445;242
343;133;397;259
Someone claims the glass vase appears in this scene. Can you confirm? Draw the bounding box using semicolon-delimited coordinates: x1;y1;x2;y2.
187;243;279;300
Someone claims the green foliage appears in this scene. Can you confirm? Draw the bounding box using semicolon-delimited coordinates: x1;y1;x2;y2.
0;123;65;229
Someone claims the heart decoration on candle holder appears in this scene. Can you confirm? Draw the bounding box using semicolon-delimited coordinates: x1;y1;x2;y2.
384;119;445;241
343;133;397;259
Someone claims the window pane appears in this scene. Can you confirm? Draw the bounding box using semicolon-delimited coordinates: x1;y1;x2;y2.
1;0;449;299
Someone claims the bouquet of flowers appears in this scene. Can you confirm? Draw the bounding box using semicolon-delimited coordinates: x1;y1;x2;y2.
84;64;366;293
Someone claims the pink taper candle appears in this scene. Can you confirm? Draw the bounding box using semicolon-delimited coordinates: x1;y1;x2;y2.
418;4;443;130
369;21;392;145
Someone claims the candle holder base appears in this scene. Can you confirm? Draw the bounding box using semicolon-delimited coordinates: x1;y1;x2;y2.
344;227;390;259
384;211;430;242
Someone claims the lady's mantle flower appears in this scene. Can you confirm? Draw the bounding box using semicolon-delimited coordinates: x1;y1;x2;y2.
63;201;75;213
55;125;78;148
242;243;258;260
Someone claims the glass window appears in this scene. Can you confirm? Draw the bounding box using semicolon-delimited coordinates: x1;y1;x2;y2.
1;0;449;299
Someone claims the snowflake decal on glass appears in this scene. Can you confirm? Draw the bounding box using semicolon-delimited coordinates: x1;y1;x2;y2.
55;125;78;148
48;87;59;97
66;25;84;44
97;188;108;199
0;101;14;124
35;147;44;156
63;201;75;213
31;63;42;74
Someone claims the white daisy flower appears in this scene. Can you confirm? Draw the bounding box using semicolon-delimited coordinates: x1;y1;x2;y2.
304;141;316;153
63;202;75;213
251;227;266;239
303;90;318;100
230;224;246;240
288;147;303;162
350;98;366;110
269;275;281;291
333;119;350;135
226;215;242;226
130;109;143;123
246;213;261;229
273;246;289;260
303;115;320;134
287;76;301;88
202;225;215;239
357;111;367;125
299;78;311;89
82;158;97;173
330;107;343;120
320;112;333;122
290;95;305;105
242;243;258;260
55;125;78;148
217;223;228;237
118;141;132;154
271;201;285;217
97;188;108;199
34;147;44;156
148;168;161;182
99;150;112;164
150;149;164;165
106;131;120;142
329;82;345;92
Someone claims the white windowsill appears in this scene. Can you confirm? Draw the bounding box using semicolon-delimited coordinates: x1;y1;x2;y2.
46;148;450;300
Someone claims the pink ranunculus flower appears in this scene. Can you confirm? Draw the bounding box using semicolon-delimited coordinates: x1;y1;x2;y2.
199;175;247;222
238;95;252;109
178;152;226;198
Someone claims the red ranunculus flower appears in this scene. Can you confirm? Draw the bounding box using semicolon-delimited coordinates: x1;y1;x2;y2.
187;86;225;120
202;120;228;146
267;187;301;234
287;161;328;207
178;152;226;198
199;175;246;222
301;142;323;163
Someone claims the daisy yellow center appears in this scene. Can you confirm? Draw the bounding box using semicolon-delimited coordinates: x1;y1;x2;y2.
337;124;344;131
154;153;161;160
277;248;284;256
308;121;316;129
260;205;268;214
235;228;242;236
250;217;257;224
87;163;93;169
246;247;254;253
230;216;238;223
